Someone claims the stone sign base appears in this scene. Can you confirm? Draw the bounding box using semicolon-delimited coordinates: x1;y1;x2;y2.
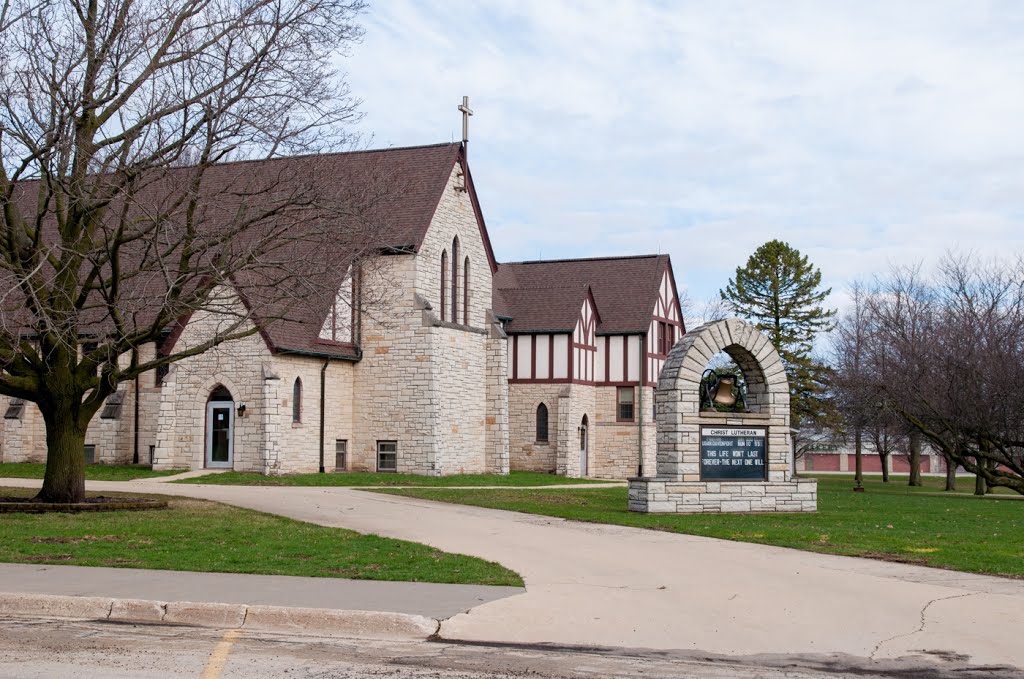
628;477;817;514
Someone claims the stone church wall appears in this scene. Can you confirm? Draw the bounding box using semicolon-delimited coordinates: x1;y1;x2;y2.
557;383;596;478
508;383;564;473
153;295;274;472
1;343;162;466
484;330;510;474
0;399;44;463
264;355;354;475
590;385;657;479
349;159;500;476
351;254;442;473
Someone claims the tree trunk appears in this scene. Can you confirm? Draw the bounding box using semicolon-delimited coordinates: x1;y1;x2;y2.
854;427;864;491
908;430;922;487
35;402;89;504
974;456;987;496
880;453;889;483
944;454;956;491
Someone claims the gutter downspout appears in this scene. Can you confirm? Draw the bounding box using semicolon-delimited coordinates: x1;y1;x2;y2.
132;348;140;465
319;358;328;473
637;333;645;478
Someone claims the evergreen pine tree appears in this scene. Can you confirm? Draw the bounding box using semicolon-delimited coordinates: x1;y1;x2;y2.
720;240;836;428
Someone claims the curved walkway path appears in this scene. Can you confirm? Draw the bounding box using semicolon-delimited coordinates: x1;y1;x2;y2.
3;477;1023;670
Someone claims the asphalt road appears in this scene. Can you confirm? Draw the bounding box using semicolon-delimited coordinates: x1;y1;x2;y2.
0;616;1015;679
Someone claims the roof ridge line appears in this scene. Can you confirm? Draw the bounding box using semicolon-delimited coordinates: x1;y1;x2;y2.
8;142;463;183
499;253;663;266
184;142;461;170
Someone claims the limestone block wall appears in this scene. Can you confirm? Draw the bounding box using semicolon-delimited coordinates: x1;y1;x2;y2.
590;385;656;479
264;355;354;475
350;159;504;476
508;383;565;472
414;163;492;328
484;328;510;474
628;477;818;513
153;296;273;472
1;342;162;466
431;323;489;475
352;260;493;475
0;399;44;463
557;383;596;478
352;256;439;473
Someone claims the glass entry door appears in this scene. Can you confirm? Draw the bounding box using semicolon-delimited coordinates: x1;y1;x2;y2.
206;400;234;468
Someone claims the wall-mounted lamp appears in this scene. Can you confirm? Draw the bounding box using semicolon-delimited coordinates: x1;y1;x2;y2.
237;403;247;417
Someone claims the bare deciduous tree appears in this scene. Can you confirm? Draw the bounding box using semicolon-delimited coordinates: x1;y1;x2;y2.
863;255;1024;495
0;0;392;503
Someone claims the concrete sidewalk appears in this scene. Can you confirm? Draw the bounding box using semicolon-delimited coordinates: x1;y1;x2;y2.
0;563;522;619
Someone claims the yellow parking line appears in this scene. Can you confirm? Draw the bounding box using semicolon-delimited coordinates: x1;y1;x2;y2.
201;629;242;679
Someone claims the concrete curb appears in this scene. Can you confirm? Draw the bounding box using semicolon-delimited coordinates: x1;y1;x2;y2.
0;592;440;640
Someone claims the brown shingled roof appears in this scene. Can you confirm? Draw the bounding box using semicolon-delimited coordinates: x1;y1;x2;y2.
7;143;464;360
228;143;464;358
493;254;671;334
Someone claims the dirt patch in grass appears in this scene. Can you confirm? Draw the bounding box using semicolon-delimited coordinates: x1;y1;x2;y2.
31;535;120;544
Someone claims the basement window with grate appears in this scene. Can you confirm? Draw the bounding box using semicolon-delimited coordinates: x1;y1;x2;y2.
334;440;348;472
100;391;125;419
4;398;25;419
377;441;397;472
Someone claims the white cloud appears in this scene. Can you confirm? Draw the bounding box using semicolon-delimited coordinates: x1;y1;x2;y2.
340;1;1024;307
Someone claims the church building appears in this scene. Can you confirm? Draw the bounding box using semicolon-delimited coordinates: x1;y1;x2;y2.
0;142;684;479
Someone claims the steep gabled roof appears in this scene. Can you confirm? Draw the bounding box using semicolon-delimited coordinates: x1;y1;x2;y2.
8;143;466;361
493;254;672;334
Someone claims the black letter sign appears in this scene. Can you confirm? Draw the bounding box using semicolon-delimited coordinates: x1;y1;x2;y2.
700;427;767;480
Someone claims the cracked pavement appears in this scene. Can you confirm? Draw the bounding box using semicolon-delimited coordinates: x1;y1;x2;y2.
3;477;1022;673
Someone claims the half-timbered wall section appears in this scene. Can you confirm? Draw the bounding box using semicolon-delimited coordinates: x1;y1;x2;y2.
509;334;570;382
645;269;684;387
595;336;643;384
573;294;598;383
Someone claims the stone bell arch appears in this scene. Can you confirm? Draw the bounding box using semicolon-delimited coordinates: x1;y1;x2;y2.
629;318;817;513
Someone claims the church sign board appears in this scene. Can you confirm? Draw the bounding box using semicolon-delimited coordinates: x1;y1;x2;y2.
700;426;767;481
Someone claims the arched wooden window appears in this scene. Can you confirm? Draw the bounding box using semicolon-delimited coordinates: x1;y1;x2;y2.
440;250;448;320
463;256;470;325
536;403;549;443
450;237;460;322
292;378;302;423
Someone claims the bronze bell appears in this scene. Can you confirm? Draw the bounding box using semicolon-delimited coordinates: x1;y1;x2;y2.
712;375;738;407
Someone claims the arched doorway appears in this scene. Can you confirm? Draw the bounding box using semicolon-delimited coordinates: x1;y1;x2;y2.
580;414;589;477
206;385;234;469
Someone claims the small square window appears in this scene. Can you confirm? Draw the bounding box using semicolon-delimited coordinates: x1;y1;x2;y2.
617;387;635;422
377;441;397;472
4;398;25;420
334;439;348;472
84;444;96;464
100;390;124;419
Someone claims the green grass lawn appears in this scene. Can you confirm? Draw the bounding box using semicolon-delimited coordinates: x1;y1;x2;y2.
177;470;612;487
0;463;180;481
376;475;1024;578
812;473;1019;496
0;487;521;586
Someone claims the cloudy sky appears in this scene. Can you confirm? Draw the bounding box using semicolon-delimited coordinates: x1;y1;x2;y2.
341;1;1024;316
